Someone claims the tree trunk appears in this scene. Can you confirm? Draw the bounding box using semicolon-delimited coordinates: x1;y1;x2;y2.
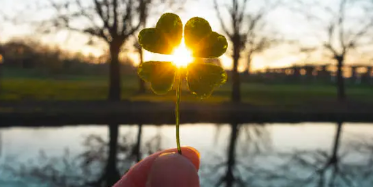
336;57;346;101
231;43;241;103
0;63;2;94
247;53;252;76
329;121;343;186
137;16;147;94
134;123;143;162
105;123;120;186
224;123;240;187
331;122;343;162
138;48;146;93
108;42;122;101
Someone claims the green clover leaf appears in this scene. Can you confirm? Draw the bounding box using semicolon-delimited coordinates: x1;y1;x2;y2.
138;13;182;54
137;13;228;98
137;61;177;95
185;17;228;58
187;61;227;98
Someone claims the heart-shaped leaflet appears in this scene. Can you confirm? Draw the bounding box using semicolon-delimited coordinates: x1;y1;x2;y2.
137;61;177;95
184;17;228;58
138;13;183;55
186;60;227;98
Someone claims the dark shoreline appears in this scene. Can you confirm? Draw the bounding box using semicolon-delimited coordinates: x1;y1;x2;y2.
1;100;373;127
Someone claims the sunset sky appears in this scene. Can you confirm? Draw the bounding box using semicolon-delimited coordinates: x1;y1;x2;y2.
1;0;372;72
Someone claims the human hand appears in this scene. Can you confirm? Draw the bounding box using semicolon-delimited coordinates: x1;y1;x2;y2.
113;147;200;187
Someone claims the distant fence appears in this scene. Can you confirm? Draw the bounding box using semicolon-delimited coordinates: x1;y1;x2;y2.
240;64;373;84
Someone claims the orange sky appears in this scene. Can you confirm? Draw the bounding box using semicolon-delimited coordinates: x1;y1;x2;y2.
1;0;372;72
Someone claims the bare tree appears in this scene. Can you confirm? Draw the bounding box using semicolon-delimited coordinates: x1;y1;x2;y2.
214;0;279;102
259;122;373;187
42;0;149;101
244;12;280;75
293;0;373;101
206;123;272;187
0;124;163;187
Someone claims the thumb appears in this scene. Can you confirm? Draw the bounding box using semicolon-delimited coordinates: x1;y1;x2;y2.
146;152;200;187
113;147;200;187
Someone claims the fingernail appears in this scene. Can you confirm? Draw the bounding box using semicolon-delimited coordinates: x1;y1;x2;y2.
185;146;201;159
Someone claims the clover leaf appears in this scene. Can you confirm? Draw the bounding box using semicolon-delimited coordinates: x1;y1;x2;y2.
137;13;228;154
138;13;182;54
187;61;227;98
185;17;228;58
138;61;177;95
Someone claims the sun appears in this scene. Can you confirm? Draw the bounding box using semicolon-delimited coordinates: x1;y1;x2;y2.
171;41;193;67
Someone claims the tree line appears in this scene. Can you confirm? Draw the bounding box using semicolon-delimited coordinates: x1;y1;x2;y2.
0;39;135;76
2;0;373;102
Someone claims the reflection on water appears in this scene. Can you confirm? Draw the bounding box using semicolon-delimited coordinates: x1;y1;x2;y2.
1;123;373;187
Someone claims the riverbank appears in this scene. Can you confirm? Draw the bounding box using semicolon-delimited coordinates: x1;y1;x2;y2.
1;100;373;127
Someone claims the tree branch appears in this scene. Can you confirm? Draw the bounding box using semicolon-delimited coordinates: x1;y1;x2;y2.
75;0;101;29
121;0;133;34
213;0;233;39
347;19;373;49
338;0;347;54
93;0;110;29
122;0;143;38
325;24;339;57
103;0;112;24
236;0;248;28
113;0;118;34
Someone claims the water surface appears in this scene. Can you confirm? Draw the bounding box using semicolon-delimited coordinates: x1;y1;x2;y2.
1;123;372;187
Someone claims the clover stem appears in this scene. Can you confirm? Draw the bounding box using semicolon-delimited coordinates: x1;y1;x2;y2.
175;69;182;155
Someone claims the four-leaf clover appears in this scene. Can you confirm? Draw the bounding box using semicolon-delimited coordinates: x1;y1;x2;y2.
138;13;228;99
137;13;228;154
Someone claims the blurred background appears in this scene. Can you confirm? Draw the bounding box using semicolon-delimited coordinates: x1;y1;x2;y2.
1;0;373;186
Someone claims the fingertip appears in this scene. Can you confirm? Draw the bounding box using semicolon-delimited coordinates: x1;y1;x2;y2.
113;147;200;187
147;153;200;187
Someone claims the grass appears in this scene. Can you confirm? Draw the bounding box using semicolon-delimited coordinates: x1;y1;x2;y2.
0;76;228;102
1;69;373;106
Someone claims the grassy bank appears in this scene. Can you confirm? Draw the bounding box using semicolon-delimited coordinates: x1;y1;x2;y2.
1;69;373;106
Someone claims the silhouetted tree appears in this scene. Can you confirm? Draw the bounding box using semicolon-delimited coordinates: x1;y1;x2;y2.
0;52;3;94
214;0;279;102
0;124;163;187
0;132;2;158
133;123;143;162
261;122;350;187
80;124;162;187
293;0;373;102
44;0;148;101
0;39;118;75
104;123;120;186
134;42;146;93
211;123;271;187
218;123;240;187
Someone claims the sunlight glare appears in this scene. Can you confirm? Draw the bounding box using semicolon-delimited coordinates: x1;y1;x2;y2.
171;41;193;68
